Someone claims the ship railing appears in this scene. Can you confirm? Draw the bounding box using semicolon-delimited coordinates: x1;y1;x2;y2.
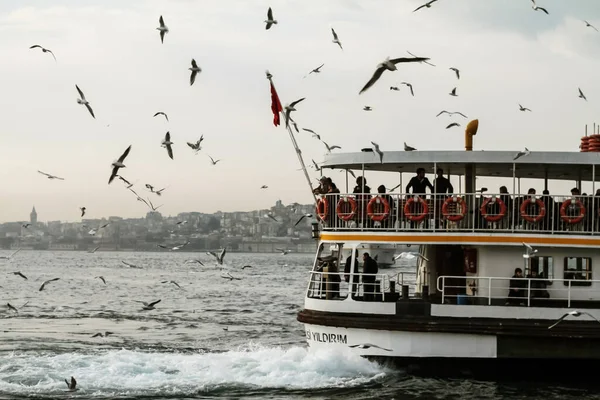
437;275;600;307
307;271;399;302
318;192;599;235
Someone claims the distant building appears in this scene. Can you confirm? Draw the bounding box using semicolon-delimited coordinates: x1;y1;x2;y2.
30;206;37;225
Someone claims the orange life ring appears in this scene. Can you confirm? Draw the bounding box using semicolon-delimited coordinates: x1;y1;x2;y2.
404;196;429;222
336;197;357;221
480;197;506;223
316;197;328;221
560;198;585;224
442;196;467;222
520;198;546;223
367;196;391;222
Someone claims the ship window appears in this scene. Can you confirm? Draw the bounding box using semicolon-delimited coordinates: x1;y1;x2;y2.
526;256;553;283
563;257;592;286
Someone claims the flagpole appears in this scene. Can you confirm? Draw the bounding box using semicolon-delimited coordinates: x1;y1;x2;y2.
267;72;318;205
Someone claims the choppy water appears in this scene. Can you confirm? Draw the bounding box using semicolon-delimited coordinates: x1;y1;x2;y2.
1;251;600;399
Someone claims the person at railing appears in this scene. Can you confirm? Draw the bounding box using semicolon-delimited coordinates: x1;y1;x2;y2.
541;189;556;232
567;187;585;232
526;269;550;299
323;260;341;299
405;168;434;228
505;267;526;306
434;169;453;228
497;186;513;229
362;252;379;301
344;250;359;298
377;185;395;229
353;176;371;227
327;179;340;228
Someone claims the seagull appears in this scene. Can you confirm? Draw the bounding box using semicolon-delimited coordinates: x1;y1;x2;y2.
157;15;168;43
108;145;132;184
148;199;162;211
88;246;101;254
522;242;538;257
155;188;166;196
513;147;530;161
265;213;279;223
161;280;182;289
29;45;56;61
371;141;384;163
189;59;201;86
436;110;467;118
531;0;549;14
386;183;402;192
389;86;399;91
446;122;461;129
584;20;599;32
264;7;277;30
186;259;204;266
548;310;600;329
208;155;221;165
394;252;430;262
171;241;190;251
345;169;357;179
359;56;430;94
65;377;78;392
579;87;587;101
7;301;28;313
136;299;161;310
91;331;113;338
207;248;227;265
302;128;317;135
75;85;95;118
122;260;141;269
401;82;414;96
99;222;110;229
242;265;253;269
39;278;59;292
449;87;458;96
322;141;341;153
307;63;324;75
519;104;532;112
9;271;28;280
187;135;204;153
161;132;174;160
404;142;416;151
284;97;305;128
117;175;133;188
153;111;169;122
311;159;321;173
88;228;97;236
276;248;292;255
176;220;187;225
331;27;343;50
294;213;313;226
449;67;460;79
260;185;268;189
95;276;106;284
221;272;241;281
0;249;21;260
413;0;438;12
22;223;31;228
363;106;372;111
348;343;392;351
38;170;64;180
80;207;86;217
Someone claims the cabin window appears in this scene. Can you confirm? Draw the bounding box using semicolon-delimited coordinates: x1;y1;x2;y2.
563;257;592;286
526;256;553;283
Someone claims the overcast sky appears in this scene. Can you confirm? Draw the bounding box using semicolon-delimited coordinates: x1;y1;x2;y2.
1;0;599;223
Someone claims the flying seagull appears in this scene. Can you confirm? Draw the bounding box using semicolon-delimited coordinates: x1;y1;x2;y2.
548;310;600;329
9;271;28;280
65;377;78;392
38;170;64;180
122;260;141;269
519;104;532;112
449;87;458;97
95;276;106;284
265;7;277;30
522;242;538;256
88;246;100;254
29;45;56;61
153;111;169;122
242;265;252;269
348;343;392;351
91;331;113;338
260;185;268;189
404;142;416;151
161;280;182;289
390;86;399;91
284;97;305;128
359;56;430;94
401;82;414;96
265;213;279;223
22;223;31;228
148;199;162;211
207;248;227;265
363;106;372;111
294;213;313;227
157;15;168;43
449;67;460;79
578;87;587;101
208;155;221;165
187;135;204;153
276;248;292;255
413;0;438;12
331;27;343;50
75;85;95;118
39;278;59;292
371;141;384;163
584;20;599;32
322;141;341;153
80;207;86;217
0;249;21;260
189;59;201;86
446;122;461;129
117;175;133;188
186;259;204;266
436;110;467;118
161;132;174;160
221;272;242;281
108;145;132;184
136;299;161;310
7;301;28;313
308;63;324;75
531;0;549;14
513;147;530;161
394;252;430;262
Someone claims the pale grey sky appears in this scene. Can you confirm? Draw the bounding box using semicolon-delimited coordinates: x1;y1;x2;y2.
1;0;599;223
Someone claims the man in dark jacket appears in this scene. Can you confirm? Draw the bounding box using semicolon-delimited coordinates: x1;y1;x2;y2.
362;252;379;301
344;250;359;298
506;267;526;305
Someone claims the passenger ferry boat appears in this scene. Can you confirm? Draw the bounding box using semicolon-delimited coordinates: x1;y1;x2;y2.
298;125;600;376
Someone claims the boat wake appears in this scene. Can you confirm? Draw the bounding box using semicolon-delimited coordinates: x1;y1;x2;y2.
0;344;388;398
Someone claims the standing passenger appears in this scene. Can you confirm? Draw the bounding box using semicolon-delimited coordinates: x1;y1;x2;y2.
362;252;379;301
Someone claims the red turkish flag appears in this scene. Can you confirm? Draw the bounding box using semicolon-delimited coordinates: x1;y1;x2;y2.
270;81;283;126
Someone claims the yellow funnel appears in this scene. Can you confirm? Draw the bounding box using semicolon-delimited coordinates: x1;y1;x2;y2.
465;119;479;151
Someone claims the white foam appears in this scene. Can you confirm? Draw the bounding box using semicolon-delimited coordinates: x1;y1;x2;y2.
0;345;387;396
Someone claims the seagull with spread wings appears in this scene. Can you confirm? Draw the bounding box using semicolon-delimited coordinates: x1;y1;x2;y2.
157;16;168;43
264;7;277;30
76;85;95;118
331;27;343;50
153;111;169;122
436;110;467;118
161;132;174;160
108;145;131;184
38;170;64;180
413;0;438;12
189;59;201;86
359;56;430;94
29;45;56;61
284;97;305;128
207;248;227;265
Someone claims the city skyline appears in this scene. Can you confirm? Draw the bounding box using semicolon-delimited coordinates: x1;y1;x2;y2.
1;0;599;222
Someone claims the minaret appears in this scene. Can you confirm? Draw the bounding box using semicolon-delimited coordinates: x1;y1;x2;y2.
30;206;37;225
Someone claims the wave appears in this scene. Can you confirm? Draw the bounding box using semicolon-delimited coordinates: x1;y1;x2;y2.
0;345;388;398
